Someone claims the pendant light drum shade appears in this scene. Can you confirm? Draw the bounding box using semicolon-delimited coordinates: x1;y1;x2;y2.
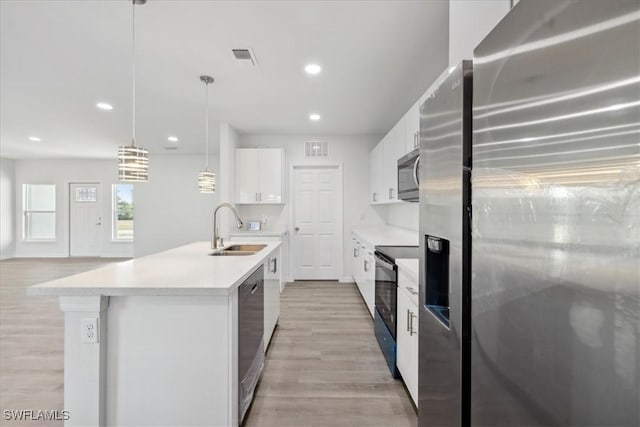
198;170;216;193
118;144;149;181
118;0;149;182
198;75;216;193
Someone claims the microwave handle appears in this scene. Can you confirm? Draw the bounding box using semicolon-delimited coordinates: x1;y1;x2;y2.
413;157;420;188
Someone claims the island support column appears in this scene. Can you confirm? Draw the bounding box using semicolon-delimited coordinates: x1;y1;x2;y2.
59;296;109;427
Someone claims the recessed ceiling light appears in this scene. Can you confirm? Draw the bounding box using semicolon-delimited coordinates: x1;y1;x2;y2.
305;64;322;75
96;102;113;111
309;113;321;121
167;136;179;142
28;136;42;142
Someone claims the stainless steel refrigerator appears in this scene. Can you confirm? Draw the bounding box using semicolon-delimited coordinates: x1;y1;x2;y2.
471;0;639;425
419;0;640;426
418;59;473;426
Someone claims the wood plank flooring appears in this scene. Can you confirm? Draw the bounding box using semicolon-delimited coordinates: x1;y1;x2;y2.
1;261;417;426
0;258;125;427
244;281;417;427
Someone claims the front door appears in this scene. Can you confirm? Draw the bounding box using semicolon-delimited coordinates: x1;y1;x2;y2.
69;183;102;257
292;166;342;280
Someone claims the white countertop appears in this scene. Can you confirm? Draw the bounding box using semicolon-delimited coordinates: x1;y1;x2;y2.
397;258;419;283
352;225;419;247
28;241;281;297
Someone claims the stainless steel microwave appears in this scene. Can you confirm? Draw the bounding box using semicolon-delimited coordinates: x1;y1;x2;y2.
397;148;420;202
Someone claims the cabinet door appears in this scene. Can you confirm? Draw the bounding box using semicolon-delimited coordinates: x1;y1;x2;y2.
408;300;418;404
396;288;411;381
258;148;283;203
264;249;281;351
363;249;375;318
404;100;420;154
369;143;384;204
236;149;260;203
383;120;405;203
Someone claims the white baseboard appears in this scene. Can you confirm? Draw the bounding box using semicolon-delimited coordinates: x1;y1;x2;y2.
339;276;355;283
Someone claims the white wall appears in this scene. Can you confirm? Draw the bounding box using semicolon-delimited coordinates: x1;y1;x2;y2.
0;157;16;259
13;159;133;258
388;203;419;231
134;154;219;257
218;123;239;238
449;0;511;66
237;134;386;280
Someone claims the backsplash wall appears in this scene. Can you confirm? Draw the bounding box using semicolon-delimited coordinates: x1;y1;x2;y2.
387;203;419;231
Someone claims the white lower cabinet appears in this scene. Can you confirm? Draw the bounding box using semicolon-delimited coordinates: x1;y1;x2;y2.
263;248;281;351
397;271;419;405
352;233;375;318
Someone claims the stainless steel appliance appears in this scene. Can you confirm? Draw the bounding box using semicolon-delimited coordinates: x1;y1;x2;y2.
471;1;639;425
374;245;419;377
418;60;473;426
238;265;264;424
397;148;420;202
418;1;640;426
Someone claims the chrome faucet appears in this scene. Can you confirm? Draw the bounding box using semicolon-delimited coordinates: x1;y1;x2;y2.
212;202;244;249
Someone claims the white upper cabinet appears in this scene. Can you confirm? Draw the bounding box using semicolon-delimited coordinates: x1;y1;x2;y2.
235;148;283;204
382;119;404;204
369;142;384;204
404;100;420;155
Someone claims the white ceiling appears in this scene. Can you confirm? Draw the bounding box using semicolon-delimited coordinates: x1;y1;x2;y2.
0;0;448;159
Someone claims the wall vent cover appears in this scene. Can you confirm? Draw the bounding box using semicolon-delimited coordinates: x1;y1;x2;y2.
305;141;328;157
232;48;257;67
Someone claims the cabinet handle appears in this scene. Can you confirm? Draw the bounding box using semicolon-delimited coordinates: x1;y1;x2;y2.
251;284;258;294
373;192;377;202
405;286;418;295
407;309;410;332
354;248;359;258
255;192;259;202
270;258;277;274
364;260;369;272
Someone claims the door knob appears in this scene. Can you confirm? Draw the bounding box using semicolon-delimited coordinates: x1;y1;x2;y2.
294;227;299;232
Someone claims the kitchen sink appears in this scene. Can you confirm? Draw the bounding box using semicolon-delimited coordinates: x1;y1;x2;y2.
208;244;266;257
225;244;266;252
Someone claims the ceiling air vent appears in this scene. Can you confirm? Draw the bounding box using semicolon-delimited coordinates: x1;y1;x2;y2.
232;48;257;67
305;141;328;158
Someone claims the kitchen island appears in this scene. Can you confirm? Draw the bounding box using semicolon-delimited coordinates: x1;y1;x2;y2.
28;241;281;427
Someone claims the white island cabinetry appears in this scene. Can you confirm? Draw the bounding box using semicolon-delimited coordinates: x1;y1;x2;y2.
29;241;281;427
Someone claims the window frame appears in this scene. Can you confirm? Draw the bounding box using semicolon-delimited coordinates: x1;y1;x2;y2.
23;184;57;241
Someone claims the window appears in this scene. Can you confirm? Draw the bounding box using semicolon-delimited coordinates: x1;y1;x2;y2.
23;184;56;240
113;184;134;241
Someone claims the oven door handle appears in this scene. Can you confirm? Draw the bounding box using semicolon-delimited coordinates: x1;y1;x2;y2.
412;157;420;188
374;253;395;271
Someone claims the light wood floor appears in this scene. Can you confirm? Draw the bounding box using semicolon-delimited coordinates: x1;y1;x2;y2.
244;281;417;427
1;260;416;427
0;258;124;427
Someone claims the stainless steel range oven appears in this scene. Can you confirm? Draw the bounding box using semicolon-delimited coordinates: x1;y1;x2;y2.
374;245;418;377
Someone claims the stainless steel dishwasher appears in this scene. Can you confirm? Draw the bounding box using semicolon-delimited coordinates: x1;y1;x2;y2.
238;265;264;424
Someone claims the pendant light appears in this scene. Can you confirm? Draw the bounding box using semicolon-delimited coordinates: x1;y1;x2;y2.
198;75;216;193
118;0;149;182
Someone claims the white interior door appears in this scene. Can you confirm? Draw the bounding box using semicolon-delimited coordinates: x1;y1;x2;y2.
70;183;102;257
292;166;342;280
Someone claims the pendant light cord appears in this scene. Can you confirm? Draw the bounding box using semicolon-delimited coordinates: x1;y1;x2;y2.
205;81;209;169
131;0;136;147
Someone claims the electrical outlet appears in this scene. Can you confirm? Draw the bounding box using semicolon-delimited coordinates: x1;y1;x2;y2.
80;318;99;344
